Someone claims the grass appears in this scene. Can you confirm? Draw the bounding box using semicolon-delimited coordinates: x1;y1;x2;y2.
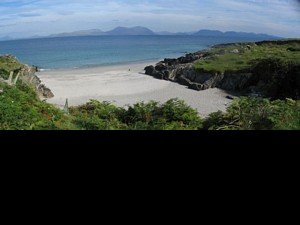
0;56;24;79
194;40;300;73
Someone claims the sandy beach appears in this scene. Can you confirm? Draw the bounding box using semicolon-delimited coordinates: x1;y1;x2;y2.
37;61;233;117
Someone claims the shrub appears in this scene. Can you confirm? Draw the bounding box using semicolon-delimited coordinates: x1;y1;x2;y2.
203;97;300;130
70;99;203;130
250;58;300;99
0;82;70;130
69;100;127;130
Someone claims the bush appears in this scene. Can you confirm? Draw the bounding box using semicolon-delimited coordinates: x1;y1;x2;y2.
70;99;203;130
203;97;300;130
0;82;71;130
250;58;300;99
69;100;127;130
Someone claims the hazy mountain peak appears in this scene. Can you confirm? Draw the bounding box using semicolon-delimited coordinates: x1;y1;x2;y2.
106;26;155;35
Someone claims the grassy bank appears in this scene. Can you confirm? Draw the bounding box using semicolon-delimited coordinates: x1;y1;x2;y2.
194;39;300;73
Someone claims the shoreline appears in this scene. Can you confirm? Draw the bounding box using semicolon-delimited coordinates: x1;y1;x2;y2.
38;58;164;72
37;60;232;117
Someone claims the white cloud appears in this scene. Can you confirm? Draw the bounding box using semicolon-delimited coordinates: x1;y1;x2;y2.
0;0;299;38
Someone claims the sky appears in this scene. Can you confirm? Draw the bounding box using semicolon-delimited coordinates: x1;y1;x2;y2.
0;0;299;39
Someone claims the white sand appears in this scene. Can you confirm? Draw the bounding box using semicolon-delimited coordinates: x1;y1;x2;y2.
37;62;233;117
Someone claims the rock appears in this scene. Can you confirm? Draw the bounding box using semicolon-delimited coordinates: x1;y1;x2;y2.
144;65;155;75
231;49;239;54
188;83;204;91
152;71;164;79
164;58;178;66
226;95;234;100
219;73;253;91
3;54;17;60
203;73;225;89
38;84;54;98
194;72;214;84
155;63;167;71
177;76;192;86
0;89;3;94
163;71;170;80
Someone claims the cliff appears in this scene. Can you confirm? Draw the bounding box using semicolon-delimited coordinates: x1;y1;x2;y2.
144;39;300;100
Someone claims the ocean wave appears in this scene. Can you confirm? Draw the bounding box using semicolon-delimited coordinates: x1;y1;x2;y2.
39;68;51;72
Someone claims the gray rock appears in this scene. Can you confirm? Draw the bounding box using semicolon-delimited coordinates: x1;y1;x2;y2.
226;95;234;100
38;84;54;98
155;63;167;71
231;49;240;54
188;83;204;91
219;73;253;91
144;65;155;75
177;76;192;86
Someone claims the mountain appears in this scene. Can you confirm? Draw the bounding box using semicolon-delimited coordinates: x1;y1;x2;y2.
2;27;280;40
193;29;279;39
48;29;105;38
193;29;224;36
105;26;155;35
46;26;155;37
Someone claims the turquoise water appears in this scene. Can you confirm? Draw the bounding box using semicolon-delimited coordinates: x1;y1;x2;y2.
0;35;267;69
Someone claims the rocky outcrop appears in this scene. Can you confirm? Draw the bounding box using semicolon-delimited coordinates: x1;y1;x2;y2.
144;51;255;93
144;49;300;100
0;60;54;99
144;58;257;95
18;65;54;99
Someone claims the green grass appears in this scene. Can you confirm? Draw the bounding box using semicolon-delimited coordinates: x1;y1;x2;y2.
194;40;300;73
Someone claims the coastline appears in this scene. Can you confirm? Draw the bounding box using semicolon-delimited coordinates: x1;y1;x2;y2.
37;60;232;117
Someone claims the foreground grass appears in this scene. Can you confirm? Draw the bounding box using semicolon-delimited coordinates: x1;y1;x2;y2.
0;82;76;130
194;40;300;73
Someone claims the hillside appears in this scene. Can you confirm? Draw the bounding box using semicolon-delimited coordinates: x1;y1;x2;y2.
193;30;278;39
105;26;155;35
49;29;105;37
145;39;300;100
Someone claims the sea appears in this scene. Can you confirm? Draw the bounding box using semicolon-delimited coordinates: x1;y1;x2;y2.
0;35;267;70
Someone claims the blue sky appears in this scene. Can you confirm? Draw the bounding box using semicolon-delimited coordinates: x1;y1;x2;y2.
0;0;299;38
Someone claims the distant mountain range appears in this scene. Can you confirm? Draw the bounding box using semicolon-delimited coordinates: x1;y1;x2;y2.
0;26;280;40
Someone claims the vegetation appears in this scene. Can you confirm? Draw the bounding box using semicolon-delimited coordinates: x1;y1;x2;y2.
203;97;300;130
0;82;75;130
0;56;23;79
194;39;300;73
70;99;203;130
1;40;299;130
1;80;299;130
